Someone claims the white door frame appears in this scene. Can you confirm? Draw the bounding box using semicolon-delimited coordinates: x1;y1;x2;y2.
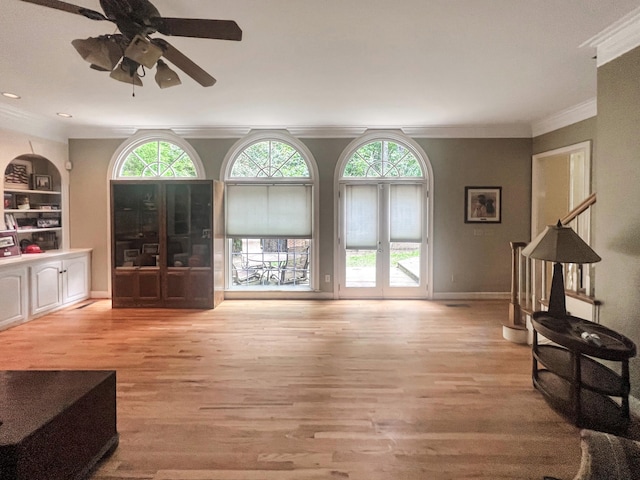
531;140;592;236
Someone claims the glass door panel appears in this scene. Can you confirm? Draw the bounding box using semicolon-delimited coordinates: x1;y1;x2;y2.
165;182;212;268
112;182;160;268
340;183;426;298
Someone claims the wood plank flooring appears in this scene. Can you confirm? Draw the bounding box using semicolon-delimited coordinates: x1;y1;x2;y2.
0;299;582;479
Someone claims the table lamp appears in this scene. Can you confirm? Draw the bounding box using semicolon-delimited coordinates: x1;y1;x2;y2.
521;220;601;319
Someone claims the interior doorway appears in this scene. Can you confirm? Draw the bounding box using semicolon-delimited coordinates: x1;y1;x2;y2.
531;140;592;296
531;141;591;237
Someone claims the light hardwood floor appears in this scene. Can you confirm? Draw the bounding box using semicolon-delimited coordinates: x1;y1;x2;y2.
1;299;582;480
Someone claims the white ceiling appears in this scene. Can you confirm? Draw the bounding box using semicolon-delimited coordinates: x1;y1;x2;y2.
1;0;639;139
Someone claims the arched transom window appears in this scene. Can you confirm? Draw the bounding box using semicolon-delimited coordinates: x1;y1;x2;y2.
119;140;197;178
230;140;310;178
343;140;423;178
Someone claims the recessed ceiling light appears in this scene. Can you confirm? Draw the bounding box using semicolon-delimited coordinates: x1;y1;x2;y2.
57;112;73;118
1;92;21;99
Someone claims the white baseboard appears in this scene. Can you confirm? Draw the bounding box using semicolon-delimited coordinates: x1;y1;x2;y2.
90;290;110;299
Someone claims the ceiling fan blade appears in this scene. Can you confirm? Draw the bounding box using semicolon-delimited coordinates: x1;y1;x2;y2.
157;18;242;41
20;0;107;20
153;39;216;87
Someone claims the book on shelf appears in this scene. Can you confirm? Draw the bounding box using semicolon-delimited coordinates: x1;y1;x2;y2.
4;213;17;230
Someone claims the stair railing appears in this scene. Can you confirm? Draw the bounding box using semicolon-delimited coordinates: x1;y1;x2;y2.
508;193;597;327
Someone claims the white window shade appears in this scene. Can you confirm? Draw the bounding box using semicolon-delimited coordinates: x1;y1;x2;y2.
390;184;422;242
345;185;378;249
226;184;312;238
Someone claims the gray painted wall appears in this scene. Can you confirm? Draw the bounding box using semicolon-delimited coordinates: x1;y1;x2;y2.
532;118;596;156
68;136;531;297
595;46;640;397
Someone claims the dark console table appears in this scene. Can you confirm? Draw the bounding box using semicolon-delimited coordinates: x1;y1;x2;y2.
0;370;118;480
531;313;636;434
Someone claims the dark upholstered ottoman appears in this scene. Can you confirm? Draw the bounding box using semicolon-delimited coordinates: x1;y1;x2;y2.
0;370;118;480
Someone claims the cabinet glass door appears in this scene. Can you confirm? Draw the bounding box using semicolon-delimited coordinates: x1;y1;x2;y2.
165;182;212;268
112;182;160;268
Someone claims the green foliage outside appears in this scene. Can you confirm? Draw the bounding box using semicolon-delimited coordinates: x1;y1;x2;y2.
343;140;422;178
347;249;419;267
120;141;197;177
231;141;310;178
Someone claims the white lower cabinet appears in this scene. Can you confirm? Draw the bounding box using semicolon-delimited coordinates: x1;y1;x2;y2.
0;266;29;329
0;249;91;331
31;253;90;316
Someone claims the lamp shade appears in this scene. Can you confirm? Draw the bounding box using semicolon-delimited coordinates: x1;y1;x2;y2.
110;58;143;86
155;60;181;88
72;36;122;72
522;220;601;264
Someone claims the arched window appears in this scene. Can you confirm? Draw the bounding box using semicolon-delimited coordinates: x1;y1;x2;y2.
110;130;205;180
343;139;423;178
335;131;433;299
222;131;318;290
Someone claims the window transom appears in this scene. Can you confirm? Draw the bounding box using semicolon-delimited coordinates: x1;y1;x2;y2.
230;140;310;178
343;140;423;178
119;141;197;178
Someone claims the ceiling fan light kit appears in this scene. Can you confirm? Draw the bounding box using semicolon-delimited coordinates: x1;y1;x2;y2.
155;60;181;89
21;0;242;91
110;58;143;86
72;36;123;72
124;35;163;69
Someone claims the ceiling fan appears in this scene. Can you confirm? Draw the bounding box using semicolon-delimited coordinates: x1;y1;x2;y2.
20;0;243;89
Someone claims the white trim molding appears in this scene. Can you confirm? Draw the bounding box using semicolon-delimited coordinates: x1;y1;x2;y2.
531;98;597;137
582;5;640;67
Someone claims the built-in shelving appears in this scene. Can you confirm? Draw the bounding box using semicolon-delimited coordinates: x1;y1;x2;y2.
3;155;62;251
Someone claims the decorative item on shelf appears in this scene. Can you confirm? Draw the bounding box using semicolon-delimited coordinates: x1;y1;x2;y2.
14;194;30;210
16;217;37;230
36;218;60;228
4;159;32;190
123;249;139;266
19;239;43;254
522;220;601;319
4;193;14;209
32;231;58;251
141;243;159;254
0;230;20;258
31;174;52;191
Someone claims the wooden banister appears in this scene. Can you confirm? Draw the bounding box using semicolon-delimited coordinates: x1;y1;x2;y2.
561;192;596;225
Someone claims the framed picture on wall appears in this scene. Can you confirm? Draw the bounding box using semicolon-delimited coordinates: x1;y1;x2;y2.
465;186;501;223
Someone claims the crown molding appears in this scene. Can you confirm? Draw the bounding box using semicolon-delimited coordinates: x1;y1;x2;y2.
65;123;532;139
582;6;640;67
531;98;597;137
0;103;69;142
1;104;531;140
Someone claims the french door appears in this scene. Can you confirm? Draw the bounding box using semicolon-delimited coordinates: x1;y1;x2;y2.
338;182;427;298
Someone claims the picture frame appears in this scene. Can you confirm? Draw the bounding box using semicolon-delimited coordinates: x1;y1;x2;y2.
15;194;30;210
123;249;139;264
142;243;159;254
32;174;52;191
465;186;501;223
4;193;14;209
4;159;32;190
